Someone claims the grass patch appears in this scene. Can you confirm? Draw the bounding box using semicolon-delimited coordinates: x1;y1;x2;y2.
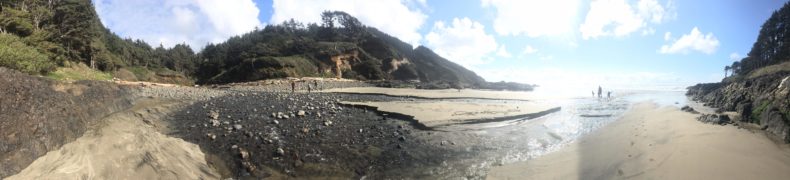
748;61;790;79
125;66;154;81
45;62;112;81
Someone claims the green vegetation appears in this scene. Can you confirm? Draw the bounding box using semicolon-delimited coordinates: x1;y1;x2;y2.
751;100;773;124
747;61;790;79
728;1;790;76
1;0;197;83
0;33;53;74
45;62;112;81
1;1;486;87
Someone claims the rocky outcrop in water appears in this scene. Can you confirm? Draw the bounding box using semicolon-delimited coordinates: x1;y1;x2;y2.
687;72;790;142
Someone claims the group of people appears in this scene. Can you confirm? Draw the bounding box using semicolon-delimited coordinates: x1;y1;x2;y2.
291;80;321;93
592;86;612;99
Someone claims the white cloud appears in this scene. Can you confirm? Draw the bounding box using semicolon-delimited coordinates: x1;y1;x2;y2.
496;45;513;58
580;0;676;40
425;17;499;68
522;45;539;55
93;0;263;50
482;0;581;37
663;32;672;41
729;52;741;61
270;0;427;47
641;27;655;35
539;55;554;61
659;27;719;54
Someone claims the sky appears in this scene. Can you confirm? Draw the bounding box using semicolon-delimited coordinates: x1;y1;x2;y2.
93;0;788;91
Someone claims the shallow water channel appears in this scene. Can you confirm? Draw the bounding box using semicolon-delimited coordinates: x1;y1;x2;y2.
384;90;687;179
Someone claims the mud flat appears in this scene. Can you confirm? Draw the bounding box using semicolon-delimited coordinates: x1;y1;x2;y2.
340;100;559;127
487;103;790;180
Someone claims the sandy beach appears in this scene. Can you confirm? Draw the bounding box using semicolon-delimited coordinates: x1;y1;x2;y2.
323;87;545;100
487;102;790;180
340;100;559;127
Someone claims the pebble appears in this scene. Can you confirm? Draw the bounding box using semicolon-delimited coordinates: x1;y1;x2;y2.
275;148;285;156
297;110;306;116
233;124;243;130
324;120;333;126
273;120;280;124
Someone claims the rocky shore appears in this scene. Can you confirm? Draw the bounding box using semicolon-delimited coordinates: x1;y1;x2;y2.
1;67;557;179
686;72;790;142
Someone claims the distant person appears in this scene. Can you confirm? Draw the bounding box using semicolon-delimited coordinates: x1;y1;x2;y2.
314;80;319;90
607;91;611;99
307;83;312;93
592;91;595;98
597;86;602;99
291;81;296;93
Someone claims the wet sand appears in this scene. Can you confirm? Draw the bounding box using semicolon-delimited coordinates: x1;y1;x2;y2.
340;100;558;127
323;87;543;100
487;103;790;180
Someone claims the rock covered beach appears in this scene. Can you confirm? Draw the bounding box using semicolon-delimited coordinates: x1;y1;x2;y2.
2;73;555;179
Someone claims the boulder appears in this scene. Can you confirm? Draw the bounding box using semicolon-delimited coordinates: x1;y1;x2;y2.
696;114;731;125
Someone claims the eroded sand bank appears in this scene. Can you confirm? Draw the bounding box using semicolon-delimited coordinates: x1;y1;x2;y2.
487;103;790;180
7;100;220;180
341;101;558;127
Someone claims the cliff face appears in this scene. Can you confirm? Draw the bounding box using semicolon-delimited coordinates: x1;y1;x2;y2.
0;68;134;177
687;72;790;142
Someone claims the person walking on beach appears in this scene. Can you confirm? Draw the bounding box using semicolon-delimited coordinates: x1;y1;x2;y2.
592;91;595;98
291;81;296;93
597;86;602;99
607;91;611;99
313;80;319;91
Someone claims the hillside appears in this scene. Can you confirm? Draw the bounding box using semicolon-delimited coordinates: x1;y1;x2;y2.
0;0;198;84
687;2;790;142
1;1;530;90
195;11;490;88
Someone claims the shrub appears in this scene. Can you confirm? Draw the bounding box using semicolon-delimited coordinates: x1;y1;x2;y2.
0;33;54;74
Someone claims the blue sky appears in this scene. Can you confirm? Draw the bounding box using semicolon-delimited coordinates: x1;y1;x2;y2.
94;0;788;90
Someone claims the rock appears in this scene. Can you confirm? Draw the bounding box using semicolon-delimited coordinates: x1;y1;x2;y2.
210;119;220;127
697;114;731;125
398;136;406;141
282;115;290;119
297;110;306;116
301;128;310;133
233;124;243;130
208;110;219;119
239;148;250;159
323;120;333;126
231;145;238;149
440;140;447;146
680;105;698;114
273;120;279;124
207;133;216;140
275;148;285;156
